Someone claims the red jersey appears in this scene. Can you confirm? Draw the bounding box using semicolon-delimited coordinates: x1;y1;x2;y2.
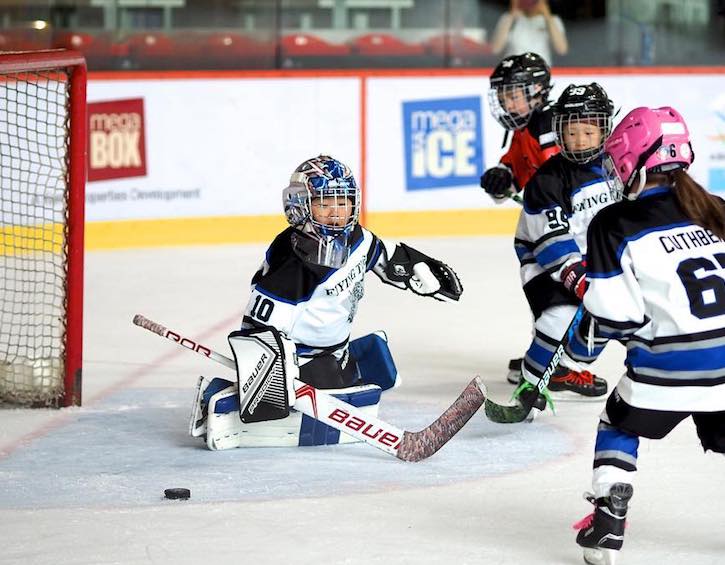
500;105;560;190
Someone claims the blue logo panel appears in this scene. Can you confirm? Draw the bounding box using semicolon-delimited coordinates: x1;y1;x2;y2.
709;168;725;193
402;96;483;191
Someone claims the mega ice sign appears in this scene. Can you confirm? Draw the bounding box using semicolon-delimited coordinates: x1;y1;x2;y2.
87;98;147;182
402;96;483;190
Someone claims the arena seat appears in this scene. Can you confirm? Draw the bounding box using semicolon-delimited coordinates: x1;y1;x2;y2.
126;32;198;70
198;32;275;69
52;31;128;69
350;33;425;56
281;34;350;57
0;28;50;51
423;33;491;66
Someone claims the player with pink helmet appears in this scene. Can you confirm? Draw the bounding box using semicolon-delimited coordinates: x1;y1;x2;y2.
565;107;725;565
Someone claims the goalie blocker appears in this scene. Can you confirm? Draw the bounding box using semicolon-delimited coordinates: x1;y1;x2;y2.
190;327;399;450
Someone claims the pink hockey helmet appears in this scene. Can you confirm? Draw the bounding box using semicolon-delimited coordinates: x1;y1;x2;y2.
603;106;694;201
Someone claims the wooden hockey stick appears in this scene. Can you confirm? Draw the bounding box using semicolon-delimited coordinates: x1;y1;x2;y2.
133;314;486;462
483;304;585;424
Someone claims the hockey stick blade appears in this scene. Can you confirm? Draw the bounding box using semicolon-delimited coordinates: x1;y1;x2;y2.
396;377;486;461
483;304;585;424
133;314;486;462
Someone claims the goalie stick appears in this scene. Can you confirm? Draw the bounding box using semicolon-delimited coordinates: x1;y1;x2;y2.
133;314;486;462
483;304;585;424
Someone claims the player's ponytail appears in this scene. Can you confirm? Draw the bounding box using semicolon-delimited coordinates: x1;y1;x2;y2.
672;170;725;240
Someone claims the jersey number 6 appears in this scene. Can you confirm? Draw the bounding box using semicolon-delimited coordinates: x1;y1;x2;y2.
676;253;725;319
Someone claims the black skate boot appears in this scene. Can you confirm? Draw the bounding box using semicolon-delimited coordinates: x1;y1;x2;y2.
506;357;523;384
512;378;552;421
574;482;634;565
547;366;607;401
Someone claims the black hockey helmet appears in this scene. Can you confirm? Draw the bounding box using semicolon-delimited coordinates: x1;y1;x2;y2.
488;52;552;130
552;83;615;164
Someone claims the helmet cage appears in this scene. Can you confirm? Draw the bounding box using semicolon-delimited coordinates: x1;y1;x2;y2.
282;156;360;268
488;82;545;130
554;112;612;164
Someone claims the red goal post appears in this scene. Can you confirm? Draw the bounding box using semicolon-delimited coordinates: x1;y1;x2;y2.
0;50;87;407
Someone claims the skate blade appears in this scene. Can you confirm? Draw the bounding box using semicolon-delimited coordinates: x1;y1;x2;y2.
548;390;607;402
583;547;619;565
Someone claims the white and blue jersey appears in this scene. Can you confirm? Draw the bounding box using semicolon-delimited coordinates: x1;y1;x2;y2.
242;225;388;360
515;154;613;318
568;187;725;412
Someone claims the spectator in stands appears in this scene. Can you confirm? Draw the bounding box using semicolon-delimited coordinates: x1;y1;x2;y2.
490;0;568;65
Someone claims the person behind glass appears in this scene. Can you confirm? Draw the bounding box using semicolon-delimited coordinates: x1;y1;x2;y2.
490;0;568;66
566;107;725;565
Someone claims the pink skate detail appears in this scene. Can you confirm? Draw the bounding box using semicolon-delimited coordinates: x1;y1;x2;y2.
572;513;594;530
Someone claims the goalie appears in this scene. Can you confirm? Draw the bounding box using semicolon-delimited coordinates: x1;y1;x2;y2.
190;155;463;450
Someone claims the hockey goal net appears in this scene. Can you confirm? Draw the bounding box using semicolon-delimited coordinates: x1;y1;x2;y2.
0;50;86;407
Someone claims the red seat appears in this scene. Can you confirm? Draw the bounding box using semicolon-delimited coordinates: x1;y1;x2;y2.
281;34;350;57
424;34;491;58
0;28;50;51
52;31;129;69
203;32;273;59
126;32;198;69
350;33;425;56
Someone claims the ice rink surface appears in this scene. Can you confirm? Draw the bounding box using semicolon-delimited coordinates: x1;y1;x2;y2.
0;236;723;565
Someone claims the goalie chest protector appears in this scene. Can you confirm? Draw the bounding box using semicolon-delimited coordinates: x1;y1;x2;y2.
243;225;382;351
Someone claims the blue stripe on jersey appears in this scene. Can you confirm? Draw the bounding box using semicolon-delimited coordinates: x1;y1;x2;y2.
536;238;580;268
526;340;555;369
638;186;671;198
595;428;639;458
366;239;382;271
567;328;605;361
588;220;694;279
570;177;606;199
627;343;725;371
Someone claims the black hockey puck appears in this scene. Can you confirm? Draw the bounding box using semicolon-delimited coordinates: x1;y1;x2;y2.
164;488;191;500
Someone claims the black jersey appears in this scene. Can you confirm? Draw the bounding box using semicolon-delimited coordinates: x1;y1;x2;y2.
567;187;725;412
514;154;613;318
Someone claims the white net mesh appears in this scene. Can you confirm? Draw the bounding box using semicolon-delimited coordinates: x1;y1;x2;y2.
0;68;71;406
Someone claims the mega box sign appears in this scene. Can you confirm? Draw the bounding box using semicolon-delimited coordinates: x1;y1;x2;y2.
87;98;147;182
402;96;483;190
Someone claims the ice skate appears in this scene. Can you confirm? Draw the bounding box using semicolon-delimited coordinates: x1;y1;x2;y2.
506;357;523;384
574;483;633;565
512;378;552;421
547;367;607;401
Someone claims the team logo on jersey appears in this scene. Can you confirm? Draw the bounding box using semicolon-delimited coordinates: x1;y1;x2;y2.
402;96;484;190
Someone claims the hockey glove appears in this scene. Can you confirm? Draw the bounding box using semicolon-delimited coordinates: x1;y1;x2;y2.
384;243;463;302
480;165;514;202
561;261;587;300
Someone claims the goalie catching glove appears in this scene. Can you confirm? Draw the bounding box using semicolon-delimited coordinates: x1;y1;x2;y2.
376;242;463;302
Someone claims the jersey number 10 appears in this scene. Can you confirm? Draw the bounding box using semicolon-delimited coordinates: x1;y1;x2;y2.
676;253;725;319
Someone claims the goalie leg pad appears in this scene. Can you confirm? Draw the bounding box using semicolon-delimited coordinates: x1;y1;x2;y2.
189;376;236;437
203;383;382;450
349;331;399;391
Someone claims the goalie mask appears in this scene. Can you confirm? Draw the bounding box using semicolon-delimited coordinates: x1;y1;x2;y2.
603;106;694;202
553;83;614;164
283;155;361;268
488;52;552;130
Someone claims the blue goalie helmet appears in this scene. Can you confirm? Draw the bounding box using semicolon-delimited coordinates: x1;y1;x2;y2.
283;155;361;268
